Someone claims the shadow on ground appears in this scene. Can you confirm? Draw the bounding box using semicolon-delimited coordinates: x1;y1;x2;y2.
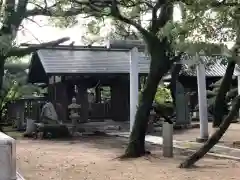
18;133;194;162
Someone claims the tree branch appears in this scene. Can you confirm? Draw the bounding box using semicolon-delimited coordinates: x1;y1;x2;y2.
6;37;70;57
26;0;153;39
179;95;240;168
119;0;153;8
16;0;28;18
14;0;29;30
151;1;174;35
151;0;164;34
24;0;90;18
72;0;152;39
211;0;240;7
109;0;151;39
24;17;42;27
25;7;85;17
0;0;16;34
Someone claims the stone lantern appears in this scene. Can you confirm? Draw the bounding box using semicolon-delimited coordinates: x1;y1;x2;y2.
68;97;81;134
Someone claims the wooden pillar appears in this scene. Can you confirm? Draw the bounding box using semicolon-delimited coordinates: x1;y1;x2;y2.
48;76;55;102
67;83;75;105
31;101;38;121
95;86;101;103
33;100;42;122
54;82;68;122
25;100;31;119
77;85;88;123
111;78;129;121
15;100;25;130
7;102;14;123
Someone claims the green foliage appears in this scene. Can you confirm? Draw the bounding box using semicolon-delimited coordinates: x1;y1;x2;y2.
4;62;28;74
100;86;111;101
139;86;172;105
0;64;41;114
81;19;108;45
46;1;238;60
0;35;13;56
87;19;101;35
155;87;172;104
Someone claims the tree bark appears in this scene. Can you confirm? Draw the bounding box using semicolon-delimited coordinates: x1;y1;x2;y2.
122;38;172;158
169;62;182;106
0;57;5;131
212;61;235;127
179;95;240;168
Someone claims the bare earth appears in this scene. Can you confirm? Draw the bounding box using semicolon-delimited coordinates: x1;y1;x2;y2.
17;136;240;180
173;123;240;147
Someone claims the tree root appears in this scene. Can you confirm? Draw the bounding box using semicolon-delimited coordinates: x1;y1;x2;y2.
178;161;192;168
118;150;151;160
179;163;197;169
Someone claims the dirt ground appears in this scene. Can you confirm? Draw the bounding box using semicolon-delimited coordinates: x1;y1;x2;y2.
17;136;240;180
173;123;240;147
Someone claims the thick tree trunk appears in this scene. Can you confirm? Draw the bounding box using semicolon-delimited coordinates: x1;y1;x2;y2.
179;95;240;168
123;39;172;158
212;61;235;127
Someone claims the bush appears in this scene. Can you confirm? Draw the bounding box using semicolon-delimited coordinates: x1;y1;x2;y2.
139;86;173;107
155;87;172;104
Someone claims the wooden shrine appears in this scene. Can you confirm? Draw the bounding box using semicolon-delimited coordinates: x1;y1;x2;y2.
27;45;148;123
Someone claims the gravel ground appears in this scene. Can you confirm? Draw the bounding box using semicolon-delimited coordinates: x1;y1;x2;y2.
16;136;240;180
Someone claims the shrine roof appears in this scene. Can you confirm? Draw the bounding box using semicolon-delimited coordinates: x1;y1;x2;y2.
180;55;240;77
28;45;149;76
27;45;240;83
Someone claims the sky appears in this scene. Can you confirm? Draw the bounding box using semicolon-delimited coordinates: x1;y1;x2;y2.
16;16;88;45
16;6;182;46
16;7;234;63
16;16;98;62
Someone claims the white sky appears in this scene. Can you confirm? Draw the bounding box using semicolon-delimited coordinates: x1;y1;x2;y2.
16;7;183;45
16;7;234;63
16;16;87;45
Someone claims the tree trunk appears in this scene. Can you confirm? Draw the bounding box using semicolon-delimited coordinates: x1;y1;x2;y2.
212;61;235;127
123;38;172;158
179;95;240;168
0;57;6;132
169;63;182;106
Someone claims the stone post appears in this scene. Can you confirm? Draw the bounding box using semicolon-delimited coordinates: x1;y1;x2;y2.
129;47;139;132
196;52;209;142
238;76;240;118
162;121;173;157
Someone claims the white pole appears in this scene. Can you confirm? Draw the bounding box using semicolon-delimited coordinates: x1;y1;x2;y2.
130;47;139;132
196;53;209;142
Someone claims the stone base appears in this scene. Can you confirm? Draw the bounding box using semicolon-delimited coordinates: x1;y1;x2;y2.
162;148;173;158
196;137;208;143
173;123;200;130
17;171;25;180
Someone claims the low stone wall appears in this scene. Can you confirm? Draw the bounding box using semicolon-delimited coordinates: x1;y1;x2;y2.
0;132;16;180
